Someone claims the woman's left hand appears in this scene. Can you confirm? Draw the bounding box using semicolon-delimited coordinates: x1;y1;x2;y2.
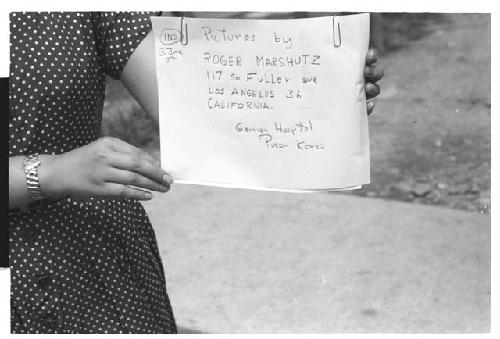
364;48;384;115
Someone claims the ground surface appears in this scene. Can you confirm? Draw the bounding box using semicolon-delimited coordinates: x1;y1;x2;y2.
143;185;490;333
348;13;491;214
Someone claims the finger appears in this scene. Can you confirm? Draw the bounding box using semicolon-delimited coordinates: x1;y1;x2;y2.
106;152;173;186
365;82;380;99
364;65;384;82
107;137;161;167
105;183;153;200
108;168;170;193
367;101;375;115
365;49;378;66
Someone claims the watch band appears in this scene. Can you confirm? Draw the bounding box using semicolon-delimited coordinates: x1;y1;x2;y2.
24;153;46;201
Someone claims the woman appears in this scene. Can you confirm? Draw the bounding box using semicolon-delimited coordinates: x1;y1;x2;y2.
8;12;383;333
9;12;177;333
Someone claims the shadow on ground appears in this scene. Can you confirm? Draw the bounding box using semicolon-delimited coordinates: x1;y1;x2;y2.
178;327;205;334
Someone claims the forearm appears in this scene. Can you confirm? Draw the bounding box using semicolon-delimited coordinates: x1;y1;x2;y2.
9;155;63;209
9;138;172;209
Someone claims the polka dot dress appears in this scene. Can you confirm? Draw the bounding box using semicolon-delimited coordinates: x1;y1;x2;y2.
9;12;177;333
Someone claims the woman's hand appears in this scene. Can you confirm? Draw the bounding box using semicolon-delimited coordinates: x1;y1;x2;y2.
40;137;172;201
364;48;384;115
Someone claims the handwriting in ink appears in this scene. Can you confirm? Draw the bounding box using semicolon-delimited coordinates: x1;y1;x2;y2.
203;52;242;67
159;28;181;45
158;47;183;63
235;123;269;134
258;133;289;149
201;26;256;43
207;98;273;110
273;31;292;49
255;55;321;67
245;72;290;84
274;120;313;135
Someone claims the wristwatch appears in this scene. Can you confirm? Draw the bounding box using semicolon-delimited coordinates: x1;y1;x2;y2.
23;153;46;201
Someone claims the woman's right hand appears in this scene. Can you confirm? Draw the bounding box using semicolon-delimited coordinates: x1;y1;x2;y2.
40;137;172;201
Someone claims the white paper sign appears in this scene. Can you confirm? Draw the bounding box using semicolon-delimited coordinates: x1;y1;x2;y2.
151;14;370;192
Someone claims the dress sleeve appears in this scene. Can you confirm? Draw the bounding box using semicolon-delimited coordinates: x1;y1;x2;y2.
93;12;160;79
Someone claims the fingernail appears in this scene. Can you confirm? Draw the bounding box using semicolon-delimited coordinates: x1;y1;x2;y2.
163;174;173;184
144;192;153;199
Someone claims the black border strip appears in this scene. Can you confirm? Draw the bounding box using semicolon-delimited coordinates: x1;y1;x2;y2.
1;77;8;268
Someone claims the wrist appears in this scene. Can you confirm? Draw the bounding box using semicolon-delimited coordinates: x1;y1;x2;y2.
38;154;66;199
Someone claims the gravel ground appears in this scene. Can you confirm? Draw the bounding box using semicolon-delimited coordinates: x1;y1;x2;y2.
344;13;490;213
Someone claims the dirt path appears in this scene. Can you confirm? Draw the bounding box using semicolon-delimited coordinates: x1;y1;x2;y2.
143;185;490;333
347;14;490;213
